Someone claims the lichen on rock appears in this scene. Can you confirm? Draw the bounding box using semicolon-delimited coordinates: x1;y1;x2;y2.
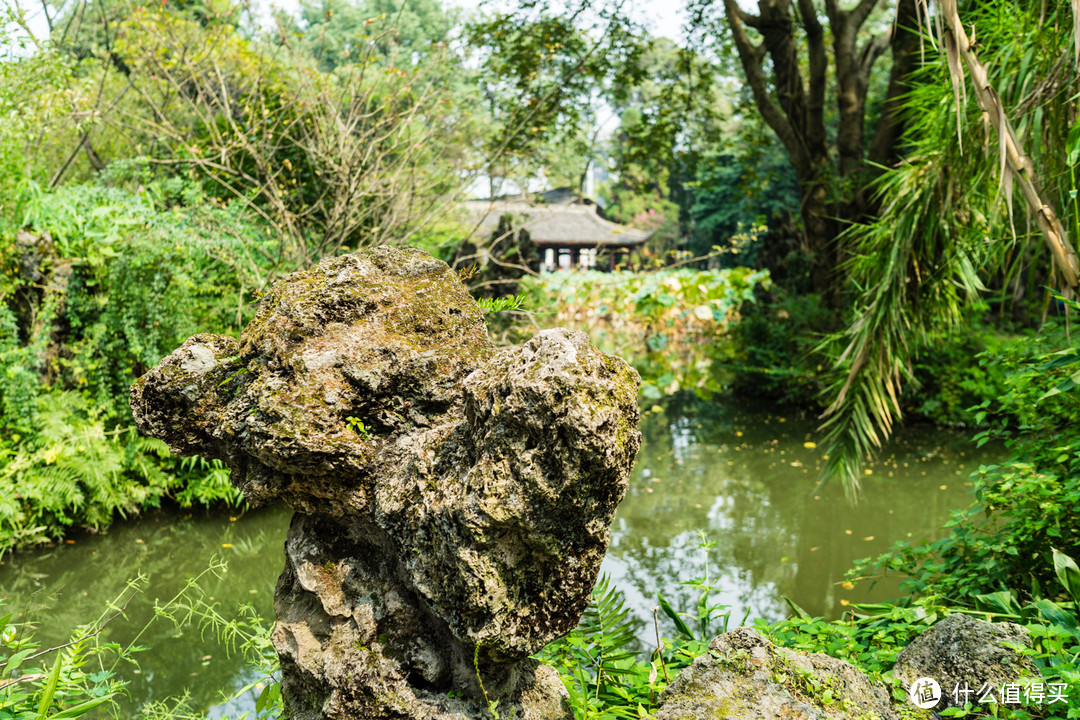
653;628;903;720
893;613;1039;711
131;246;642;720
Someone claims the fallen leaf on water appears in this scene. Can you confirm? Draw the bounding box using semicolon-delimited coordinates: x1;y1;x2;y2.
841;581;855;589
844;530;853;535
222;543;234;548
863;536;875;541
809;546;820;552
803;441;816;449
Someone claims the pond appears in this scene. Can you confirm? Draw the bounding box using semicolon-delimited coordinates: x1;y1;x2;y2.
0;393;995;716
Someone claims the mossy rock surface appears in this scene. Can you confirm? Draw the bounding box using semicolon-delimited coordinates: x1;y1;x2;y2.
132;246;642;720
654;628;904;720
893;614;1039;712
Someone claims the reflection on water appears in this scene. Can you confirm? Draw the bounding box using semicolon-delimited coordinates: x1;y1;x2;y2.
0;394;997;715
0;506;291;715
601;395;996;647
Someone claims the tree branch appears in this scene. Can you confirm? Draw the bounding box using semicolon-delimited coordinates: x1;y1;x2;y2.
851;0;879;30
868;0;918;165
798;0;827;148
724;0;798;157
858;31;891;76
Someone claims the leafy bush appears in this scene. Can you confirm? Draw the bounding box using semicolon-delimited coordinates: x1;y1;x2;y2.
849;320;1080;602
905;324;1012;427
1;603;126;720
760;551;1080;720
0;180;266;554
536;536;736;719
520;267;770;400
725;289;831;407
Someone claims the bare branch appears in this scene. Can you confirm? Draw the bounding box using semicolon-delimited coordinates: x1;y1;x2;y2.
851;0;880;31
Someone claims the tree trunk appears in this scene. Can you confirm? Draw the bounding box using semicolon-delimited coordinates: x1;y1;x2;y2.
868;0;918;168
723;0;914;303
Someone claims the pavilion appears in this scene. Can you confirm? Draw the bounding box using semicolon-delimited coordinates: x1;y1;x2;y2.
462;192;652;272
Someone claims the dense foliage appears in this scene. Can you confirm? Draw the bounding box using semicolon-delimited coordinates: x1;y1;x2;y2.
520;267;770;400
0;180;260;555
817;0;1080;492
851;318;1080;603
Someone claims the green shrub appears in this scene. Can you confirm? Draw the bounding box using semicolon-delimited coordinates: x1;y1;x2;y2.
536;536;735;719
905;324;1012;427
0;180;268;554
519;267;771;401
850;320;1080;602
725;289;831;407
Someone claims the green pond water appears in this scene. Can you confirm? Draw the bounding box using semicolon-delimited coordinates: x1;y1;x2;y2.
0;394;996;716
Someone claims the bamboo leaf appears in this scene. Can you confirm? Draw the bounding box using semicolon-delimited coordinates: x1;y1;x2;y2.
1052;548;1080;603
45;694;113;719
37;653;63;717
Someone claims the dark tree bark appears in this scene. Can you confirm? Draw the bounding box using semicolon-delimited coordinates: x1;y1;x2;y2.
721;0;918;303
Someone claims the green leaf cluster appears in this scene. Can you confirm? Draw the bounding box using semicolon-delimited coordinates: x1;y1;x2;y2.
817;0;1080;496
535;575;706;720
520;267;770;401
0;612;120;720
0;180;265;555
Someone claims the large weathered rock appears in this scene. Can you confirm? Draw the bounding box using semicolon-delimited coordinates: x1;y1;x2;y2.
131;246;642;719
893;614;1039;711
653;628;902;720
